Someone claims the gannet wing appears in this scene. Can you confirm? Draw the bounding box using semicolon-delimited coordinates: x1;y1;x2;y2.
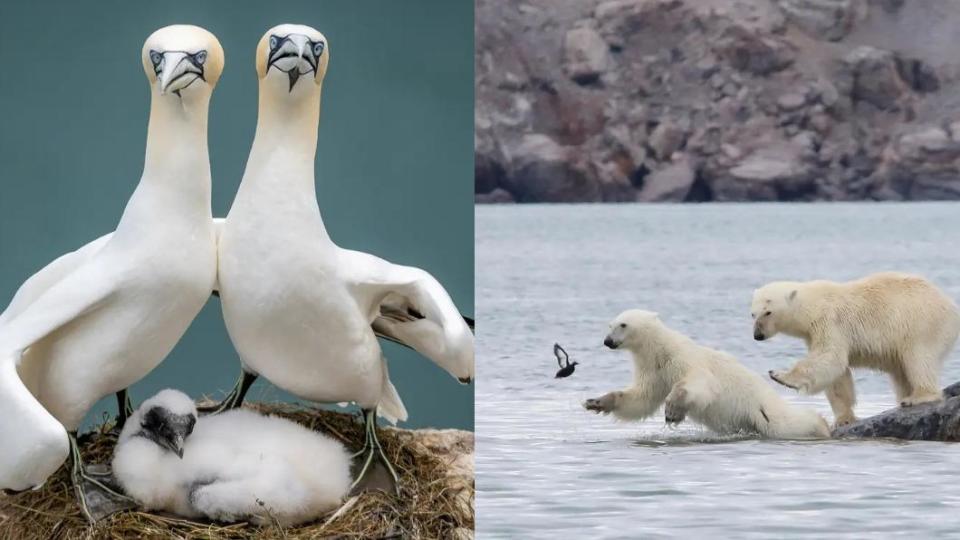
0;233;111;326
339;249;474;383
0;261;115;491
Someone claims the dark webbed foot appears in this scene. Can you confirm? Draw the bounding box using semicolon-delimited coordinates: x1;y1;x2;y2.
198;370;258;415
350;408;400;496
69;433;136;522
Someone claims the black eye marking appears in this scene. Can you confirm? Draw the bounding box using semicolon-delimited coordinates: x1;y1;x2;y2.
149;50;163;74
266;33;324;92
764;311;772;316
150;49;208;97
619;323;627;329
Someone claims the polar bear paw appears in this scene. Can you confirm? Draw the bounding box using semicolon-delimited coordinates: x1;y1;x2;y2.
768;370;803;392
900;393;942;408
583;392;620;414
664;387;688;424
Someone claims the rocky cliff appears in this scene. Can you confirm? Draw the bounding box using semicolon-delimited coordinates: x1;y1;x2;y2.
475;0;960;203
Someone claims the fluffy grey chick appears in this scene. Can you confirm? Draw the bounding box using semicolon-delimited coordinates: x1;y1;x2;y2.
113;389;352;526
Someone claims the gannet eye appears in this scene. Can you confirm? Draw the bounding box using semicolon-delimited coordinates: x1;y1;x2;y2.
269;35;280;50
149;50;163;68
312;41;325;57
193;50;207;66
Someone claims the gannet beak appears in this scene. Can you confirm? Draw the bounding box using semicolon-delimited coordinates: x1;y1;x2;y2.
158;430;186;458
266;34;318;92
154;50;207;96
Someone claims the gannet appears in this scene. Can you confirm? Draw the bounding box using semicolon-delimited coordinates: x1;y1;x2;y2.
0;25;222;519
113;389;351;526
211;24;474;491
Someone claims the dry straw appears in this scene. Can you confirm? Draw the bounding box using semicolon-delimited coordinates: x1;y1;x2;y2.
0;402;474;540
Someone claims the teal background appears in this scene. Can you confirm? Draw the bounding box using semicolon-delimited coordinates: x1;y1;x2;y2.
0;1;474;429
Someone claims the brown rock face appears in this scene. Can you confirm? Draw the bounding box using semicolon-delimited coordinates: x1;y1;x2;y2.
475;0;960;203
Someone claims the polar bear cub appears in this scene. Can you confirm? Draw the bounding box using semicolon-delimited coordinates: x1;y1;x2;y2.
753;272;960;426
584;309;829;439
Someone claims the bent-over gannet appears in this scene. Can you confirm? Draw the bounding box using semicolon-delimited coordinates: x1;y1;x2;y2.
211;24;474;491
113;389;351;526
0;25;222;520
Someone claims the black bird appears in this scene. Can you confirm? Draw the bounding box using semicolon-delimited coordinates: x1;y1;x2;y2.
554;343;578;378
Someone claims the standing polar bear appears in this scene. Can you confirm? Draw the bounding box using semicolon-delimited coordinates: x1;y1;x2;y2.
753;272;960;426
583;310;829;439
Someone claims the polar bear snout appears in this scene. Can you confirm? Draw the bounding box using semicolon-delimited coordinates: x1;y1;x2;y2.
603;335;619;349
754;327;766;341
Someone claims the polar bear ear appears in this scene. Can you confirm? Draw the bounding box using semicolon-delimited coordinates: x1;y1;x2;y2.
787;289;798;302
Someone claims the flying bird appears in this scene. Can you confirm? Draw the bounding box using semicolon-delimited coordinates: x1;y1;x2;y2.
554;343;578;378
210;24;474;492
0;25;222;520
113;389;351;526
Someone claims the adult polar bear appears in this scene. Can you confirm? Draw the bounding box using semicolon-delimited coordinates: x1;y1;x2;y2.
584;310;829;439
753;272;960;426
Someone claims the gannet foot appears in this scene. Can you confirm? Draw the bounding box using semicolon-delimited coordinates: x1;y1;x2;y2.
350;408;400;496
198;370;258;415
69;433;135;522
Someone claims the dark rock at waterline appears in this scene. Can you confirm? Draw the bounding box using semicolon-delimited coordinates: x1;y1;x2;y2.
832;383;960;441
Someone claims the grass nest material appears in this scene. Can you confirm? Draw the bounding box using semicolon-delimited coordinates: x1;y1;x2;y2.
0;401;474;539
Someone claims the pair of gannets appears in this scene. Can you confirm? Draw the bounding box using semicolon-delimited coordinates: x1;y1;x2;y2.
0;23;474;518
113;390;351;526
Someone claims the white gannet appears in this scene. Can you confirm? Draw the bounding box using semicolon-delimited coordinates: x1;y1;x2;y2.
211;24;474;490
113;389;352;526
0;25;222;519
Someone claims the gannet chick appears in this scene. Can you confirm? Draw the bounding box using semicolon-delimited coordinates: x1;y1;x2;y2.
113;389;352;526
211;24;475;492
0;25;222;518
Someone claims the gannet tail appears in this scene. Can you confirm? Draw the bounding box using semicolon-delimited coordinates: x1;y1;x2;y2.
0;352;70;491
377;358;408;425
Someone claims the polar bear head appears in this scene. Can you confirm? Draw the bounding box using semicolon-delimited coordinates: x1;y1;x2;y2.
751;281;801;341
604;309;661;350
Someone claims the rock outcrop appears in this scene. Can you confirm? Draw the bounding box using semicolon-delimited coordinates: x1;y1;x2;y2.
833;382;960;441
476;0;960;203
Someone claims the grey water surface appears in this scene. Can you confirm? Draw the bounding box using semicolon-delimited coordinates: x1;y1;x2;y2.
476;203;960;539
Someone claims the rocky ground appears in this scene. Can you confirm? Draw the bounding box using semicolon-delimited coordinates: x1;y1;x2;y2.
833;381;960;441
475;0;960;203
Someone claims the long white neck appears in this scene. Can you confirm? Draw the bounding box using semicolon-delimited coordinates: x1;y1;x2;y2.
234;80;328;238
114;91;213;241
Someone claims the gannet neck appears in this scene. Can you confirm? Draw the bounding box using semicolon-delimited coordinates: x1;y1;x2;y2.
233;82;328;237
245;83;322;188
116;91;214;236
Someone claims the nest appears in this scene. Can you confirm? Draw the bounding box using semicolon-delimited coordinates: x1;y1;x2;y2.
0;402;475;539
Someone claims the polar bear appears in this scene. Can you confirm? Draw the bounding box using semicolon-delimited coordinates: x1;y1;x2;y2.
583;310;829;439
753;272;960;426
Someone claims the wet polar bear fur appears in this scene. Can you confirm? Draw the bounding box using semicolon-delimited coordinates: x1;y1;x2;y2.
753;272;960;426
584;310;829;439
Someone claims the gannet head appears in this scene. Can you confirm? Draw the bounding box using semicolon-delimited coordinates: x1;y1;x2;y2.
142;25;225;99
122;389;197;459
256;24;329;95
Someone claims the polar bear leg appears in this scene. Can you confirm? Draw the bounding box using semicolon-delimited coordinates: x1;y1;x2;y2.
899;346;944;407
769;348;848;394
825;368;857;427
584;387;665;421
664;376;714;425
